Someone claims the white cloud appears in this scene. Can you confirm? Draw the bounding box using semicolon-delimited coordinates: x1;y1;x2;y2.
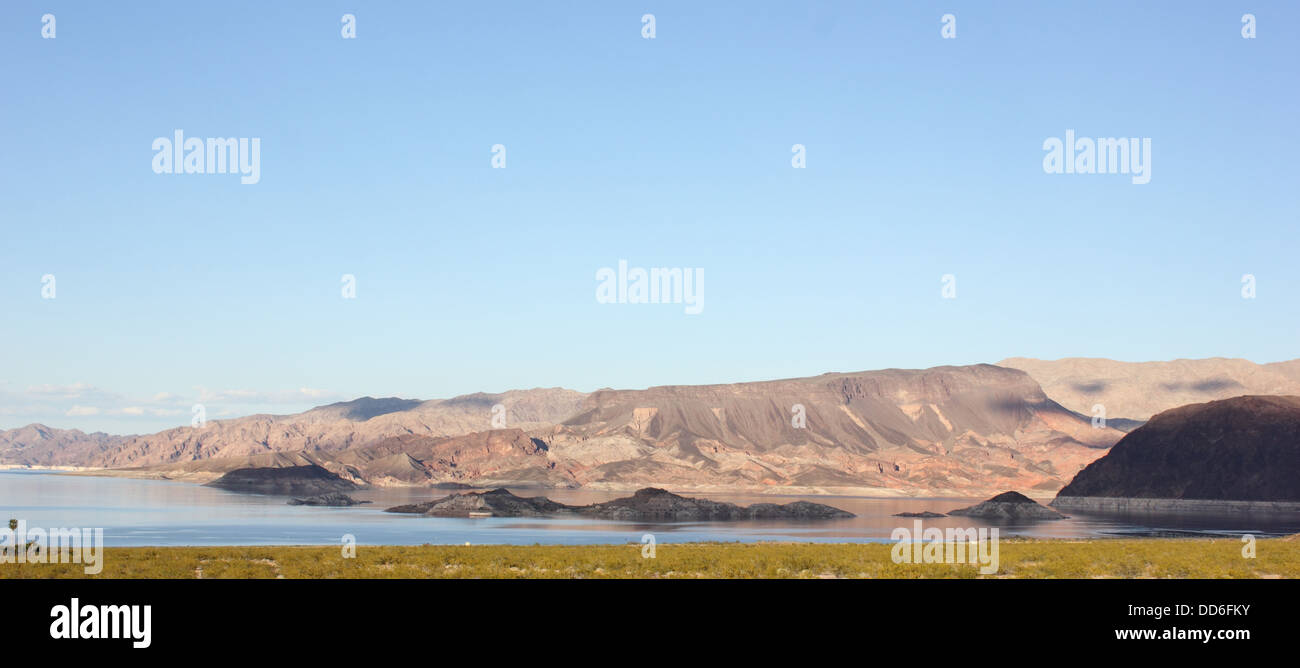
26;382;116;401
193;386;346;404
1;383;346;433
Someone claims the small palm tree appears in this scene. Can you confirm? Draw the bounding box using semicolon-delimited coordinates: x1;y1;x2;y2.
7;519;15;531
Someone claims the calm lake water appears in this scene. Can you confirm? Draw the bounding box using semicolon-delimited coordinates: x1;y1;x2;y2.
1;471;1296;546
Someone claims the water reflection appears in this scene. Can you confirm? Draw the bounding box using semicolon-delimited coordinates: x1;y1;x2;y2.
1;471;1295;546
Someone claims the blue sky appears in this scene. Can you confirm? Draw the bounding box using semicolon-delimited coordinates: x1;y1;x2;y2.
2;1;1297;433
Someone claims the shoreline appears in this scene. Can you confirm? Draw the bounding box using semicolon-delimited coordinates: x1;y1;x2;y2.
1053;496;1300;515
8;470;1300;515
2;467;1051;501
0;464;103;472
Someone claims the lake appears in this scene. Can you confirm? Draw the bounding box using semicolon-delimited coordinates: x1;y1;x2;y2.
1;471;1296;546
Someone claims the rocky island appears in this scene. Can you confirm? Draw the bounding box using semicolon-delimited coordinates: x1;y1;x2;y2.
948;491;1067;520
386;487;855;521
205;465;361;496
287;492;371;506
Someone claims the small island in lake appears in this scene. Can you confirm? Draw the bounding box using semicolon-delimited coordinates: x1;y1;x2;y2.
948;491;1067;520
205;465;361;497
287;492;370;506
386;487;855;521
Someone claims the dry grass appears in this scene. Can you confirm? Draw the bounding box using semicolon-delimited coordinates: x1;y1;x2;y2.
2;537;1296;579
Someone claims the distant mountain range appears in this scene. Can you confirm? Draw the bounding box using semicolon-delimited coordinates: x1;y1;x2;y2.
0;424;122;467
0;389;584;469
999;357;1300;421
2;357;1296;497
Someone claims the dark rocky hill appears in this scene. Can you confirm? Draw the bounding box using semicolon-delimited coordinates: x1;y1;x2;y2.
1055;396;1300;502
579;487;855;521
205;465;359;496
948;491;1067;519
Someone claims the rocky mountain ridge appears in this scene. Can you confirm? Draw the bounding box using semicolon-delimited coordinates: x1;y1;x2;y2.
15;359;1290;496
20;364;1127;496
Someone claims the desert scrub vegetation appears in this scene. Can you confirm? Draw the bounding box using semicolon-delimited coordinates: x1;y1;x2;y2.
0;537;1295;579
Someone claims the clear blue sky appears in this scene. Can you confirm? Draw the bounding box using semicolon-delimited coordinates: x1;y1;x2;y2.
2;1;1297;434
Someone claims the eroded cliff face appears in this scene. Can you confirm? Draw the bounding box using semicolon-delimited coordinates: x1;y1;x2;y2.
533;364;1120;496
1056;395;1300;503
